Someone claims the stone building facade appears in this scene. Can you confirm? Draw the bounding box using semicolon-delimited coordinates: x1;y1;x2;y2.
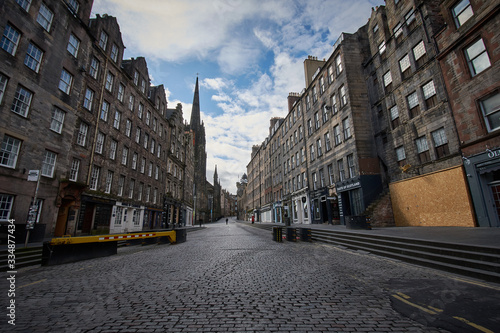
0;0;201;242
435;0;500;227
244;0;497;228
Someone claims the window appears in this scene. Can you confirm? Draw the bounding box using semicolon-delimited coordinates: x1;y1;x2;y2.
0;74;7;104
66;0;79;14
150;139;156;155
312;172;317;190
394;22;403;44
312;86;318;103
331;94;337;114
41;150;57;177
407;91;420;118
105;72;114;92
413;40;427;68
328;164;334;185
133;71;139;85
138;102;144;118
299;125;303;140
383;71;392;91
342;118;351;139
105;171;113;194
432;128;449;158
138;183;143;201
113;111;121;129
141;79;146;94
118;175;125;196
118;83;125;102
16;0;31;11
148;162;153;177
99;31;108;50
480;92;500;133
347;154;355;178
335;55;343;75
405;9;416;30
310;144;315;161
307;119;313;136
328;66;334;83
125;119;132;137
395;146;406;166
465;39;491;76
314;112;320;129
121;146;128;165
135;127;141;143
89;57;99;79
67;34;80;58
399;54;411;79
373;23;379;34
129;152;136;171
146;111;151;126
100;100;109;121
0;135;21;168
110;43;118;62
422;80;437;109
157;144;161;158
109;140;117;160
452;0;473;28
50;107;65;133
37;3;54;32
319;76;325;94
390;105;400;129
114;207;123;225
0;194;14;221
144;133;149;149
58;69;73;94
95;132;105;154
338;159;345;182
83;88;94;111
415;136;430;163
378;41;386;55
322;105;329;123
325;132;332;152
1;24;20;55
69;159;79;181
317;139;322;157
334;125;341;145
89;166;100;190
339;85;347;107
77;122;88;146
24;43;43;72
128;179;135;199
11;86;33;117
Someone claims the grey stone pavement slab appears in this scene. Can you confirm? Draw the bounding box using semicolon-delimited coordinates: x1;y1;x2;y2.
1;218;498;332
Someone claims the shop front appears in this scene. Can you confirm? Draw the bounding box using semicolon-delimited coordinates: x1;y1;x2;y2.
109;202;144;234
291;188;310;224
77;195;115;235
335;175;382;225
464;150;500;227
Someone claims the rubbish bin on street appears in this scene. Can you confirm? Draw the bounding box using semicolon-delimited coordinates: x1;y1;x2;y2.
272;227;283;242
286;227;296;242
345;216;371;230
297;228;312;242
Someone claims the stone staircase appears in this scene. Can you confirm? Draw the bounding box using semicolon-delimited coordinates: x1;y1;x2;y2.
0;246;43;271
363;190;395;227
240;222;500;283
311;229;500;283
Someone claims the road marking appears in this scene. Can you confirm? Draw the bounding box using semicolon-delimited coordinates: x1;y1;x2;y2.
18;279;47;289
453;316;494;333
396;292;410;299
391;294;437;315
427;305;443;313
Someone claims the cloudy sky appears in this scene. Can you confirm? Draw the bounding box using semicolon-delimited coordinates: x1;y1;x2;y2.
91;0;385;194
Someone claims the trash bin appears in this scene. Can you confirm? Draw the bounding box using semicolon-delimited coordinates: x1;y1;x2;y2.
272;227;283;242
298;228;312;242
286;227;296;242
175;228;187;243
345;216;371;230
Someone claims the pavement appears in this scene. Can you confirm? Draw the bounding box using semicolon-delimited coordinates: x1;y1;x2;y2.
240;220;500;249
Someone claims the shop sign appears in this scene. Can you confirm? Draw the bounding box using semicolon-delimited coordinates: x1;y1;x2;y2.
336;181;361;192
487;149;500;159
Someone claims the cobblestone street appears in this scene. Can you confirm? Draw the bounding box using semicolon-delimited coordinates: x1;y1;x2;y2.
2;219;498;332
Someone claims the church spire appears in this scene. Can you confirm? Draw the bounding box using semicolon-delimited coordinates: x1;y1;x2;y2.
190;76;200;129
